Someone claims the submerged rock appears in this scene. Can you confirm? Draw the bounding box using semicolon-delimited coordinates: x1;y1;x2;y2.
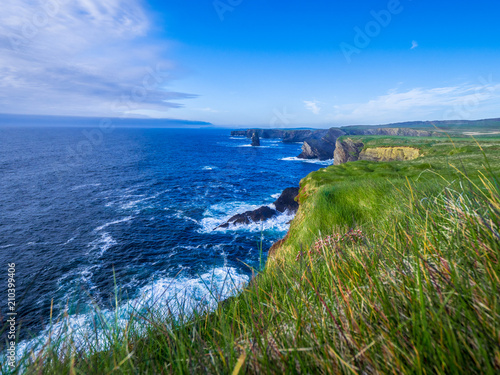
251;132;260;146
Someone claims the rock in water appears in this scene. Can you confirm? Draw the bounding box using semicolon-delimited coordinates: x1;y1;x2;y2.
273;187;299;213
251;132;260;146
217;206;276;229
215;187;300;230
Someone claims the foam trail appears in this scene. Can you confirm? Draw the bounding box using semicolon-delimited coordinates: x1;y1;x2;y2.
94;216;133;232
280;157;334;166
11;267;249;363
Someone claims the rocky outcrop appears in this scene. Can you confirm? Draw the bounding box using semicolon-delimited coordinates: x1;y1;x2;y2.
273;187;299;213
217;206;276;228
232;126;432;162
298;128;346;160
360;147;420;162
216;187;299;229
251;132;260;146
299;139;335;160
333;138;365;165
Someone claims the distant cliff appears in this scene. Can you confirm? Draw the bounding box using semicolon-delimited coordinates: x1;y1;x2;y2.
298;128;346;160
232;127;437;161
334;138;420;165
231;129;328;142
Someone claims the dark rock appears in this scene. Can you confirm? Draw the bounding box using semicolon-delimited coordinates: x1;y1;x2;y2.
297;128;346;161
298;139;335;160
215;187;300;230
251;132;260;146
273;187;299;213
217;206;277;229
344;127;433;137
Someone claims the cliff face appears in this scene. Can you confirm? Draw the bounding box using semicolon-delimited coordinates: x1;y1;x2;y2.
334;138;420;164
360;147;420;162
298;128;346;160
333;138;365;165
299;139;335;160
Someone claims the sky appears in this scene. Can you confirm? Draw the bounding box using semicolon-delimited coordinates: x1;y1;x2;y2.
1;0;500;127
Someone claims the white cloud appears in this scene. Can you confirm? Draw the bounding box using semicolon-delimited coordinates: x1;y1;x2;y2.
411;40;419;50
193;107;219;113
0;0;194;117
328;81;500;124
304;100;321;115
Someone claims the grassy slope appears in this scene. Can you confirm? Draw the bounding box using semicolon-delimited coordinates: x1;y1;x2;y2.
275;136;500;258
18;136;500;374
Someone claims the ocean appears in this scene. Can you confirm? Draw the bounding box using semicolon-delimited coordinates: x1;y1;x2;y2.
0;126;332;352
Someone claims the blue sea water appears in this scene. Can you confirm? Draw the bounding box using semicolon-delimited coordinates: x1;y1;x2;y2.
0;127;331;351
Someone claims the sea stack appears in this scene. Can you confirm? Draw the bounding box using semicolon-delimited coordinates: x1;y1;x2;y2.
251;132;260;146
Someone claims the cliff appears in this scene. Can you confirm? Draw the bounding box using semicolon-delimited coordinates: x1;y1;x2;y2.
360;147;420;162
333;138;365;165
298;128;346;160
233;127;435;162
334;138;420;165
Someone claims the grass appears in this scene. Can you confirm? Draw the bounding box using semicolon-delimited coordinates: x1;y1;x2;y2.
4;136;500;374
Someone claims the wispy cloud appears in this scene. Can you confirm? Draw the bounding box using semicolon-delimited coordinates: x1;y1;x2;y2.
328;82;500;124
411;40;419;50
193;107;220;113
0;0;195;117
304;100;321;115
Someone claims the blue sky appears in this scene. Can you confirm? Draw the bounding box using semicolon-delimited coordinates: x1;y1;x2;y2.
1;0;500;127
